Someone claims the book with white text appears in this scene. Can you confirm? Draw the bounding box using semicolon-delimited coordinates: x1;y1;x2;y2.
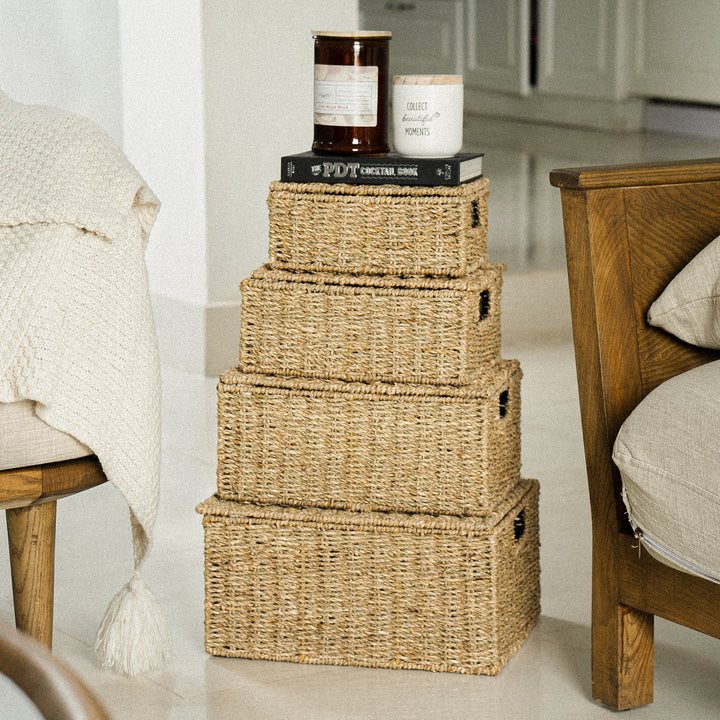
280;151;484;186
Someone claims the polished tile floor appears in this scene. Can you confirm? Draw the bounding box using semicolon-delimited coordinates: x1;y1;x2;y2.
3;116;720;718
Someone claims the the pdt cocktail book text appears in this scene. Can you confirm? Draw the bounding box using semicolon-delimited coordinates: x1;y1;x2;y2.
281;151;484;186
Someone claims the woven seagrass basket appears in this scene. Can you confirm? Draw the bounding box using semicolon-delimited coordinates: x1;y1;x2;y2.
198;479;540;676
267;177;489;277
217;360;521;516
239;264;502;386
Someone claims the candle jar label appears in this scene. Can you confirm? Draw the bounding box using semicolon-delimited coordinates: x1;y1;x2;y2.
314;65;379;128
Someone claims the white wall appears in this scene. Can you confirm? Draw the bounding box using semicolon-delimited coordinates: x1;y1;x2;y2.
0;1;122;144
203;0;360;305
198;0;360;372
1;0;360;374
119;0;359;373
118;0;208;305
630;0;720;105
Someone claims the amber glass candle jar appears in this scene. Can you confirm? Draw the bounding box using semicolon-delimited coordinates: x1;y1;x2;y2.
312;30;391;155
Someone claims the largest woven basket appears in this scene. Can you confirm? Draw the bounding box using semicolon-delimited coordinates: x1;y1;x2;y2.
198;479;540;676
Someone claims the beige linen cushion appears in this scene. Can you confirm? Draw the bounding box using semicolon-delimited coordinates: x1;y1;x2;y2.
613;359;720;582
0;400;91;471
647;235;720;348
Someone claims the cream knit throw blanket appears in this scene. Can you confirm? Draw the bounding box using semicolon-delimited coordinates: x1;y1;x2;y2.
0;91;171;674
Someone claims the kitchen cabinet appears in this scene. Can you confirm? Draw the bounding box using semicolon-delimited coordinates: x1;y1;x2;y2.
361;0;644;131
629;0;720;106
359;0;464;77
464;0;530;96
536;0;630;101
361;0;720;131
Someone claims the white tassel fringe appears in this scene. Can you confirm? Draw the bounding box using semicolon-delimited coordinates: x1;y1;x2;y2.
93;571;172;676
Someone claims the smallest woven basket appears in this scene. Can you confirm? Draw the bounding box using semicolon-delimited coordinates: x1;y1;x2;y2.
267;177;489;277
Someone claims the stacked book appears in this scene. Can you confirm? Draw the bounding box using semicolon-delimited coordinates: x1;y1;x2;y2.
198;152;540;676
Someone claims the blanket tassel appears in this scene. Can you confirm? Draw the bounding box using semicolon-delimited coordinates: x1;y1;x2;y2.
93;571;172;676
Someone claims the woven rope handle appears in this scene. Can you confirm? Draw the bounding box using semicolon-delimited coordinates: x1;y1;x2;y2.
499;389;509;418
479;289;490;322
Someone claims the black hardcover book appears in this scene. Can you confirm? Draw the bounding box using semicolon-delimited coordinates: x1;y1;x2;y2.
280;151;484;186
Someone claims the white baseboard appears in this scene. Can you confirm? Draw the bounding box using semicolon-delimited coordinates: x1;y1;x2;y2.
152;294;242;377
465;87;645;133
204;300;243;376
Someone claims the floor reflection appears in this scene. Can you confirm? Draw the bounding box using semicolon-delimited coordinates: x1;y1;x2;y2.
464;115;720;273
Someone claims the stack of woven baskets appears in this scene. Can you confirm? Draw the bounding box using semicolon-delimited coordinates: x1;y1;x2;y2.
198;176;540;676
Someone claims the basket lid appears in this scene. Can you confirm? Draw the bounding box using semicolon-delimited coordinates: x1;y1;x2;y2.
197;479;537;533
244;263;502;294
219;359;520;400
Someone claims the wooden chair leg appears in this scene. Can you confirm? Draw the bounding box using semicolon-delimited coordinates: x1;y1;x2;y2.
6;501;57;649
592;600;654;710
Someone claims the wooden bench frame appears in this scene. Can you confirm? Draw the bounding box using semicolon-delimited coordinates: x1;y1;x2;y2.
0;456;106;648
550;158;720;709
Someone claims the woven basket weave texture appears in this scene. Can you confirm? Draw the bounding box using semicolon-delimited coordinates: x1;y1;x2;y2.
239;264;502;386
267;177;489;277
217;360;521;516
206;173;541;674
198;479;540;676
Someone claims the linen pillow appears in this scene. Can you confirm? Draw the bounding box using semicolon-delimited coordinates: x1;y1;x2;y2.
613;359;720;582
647;234;720;348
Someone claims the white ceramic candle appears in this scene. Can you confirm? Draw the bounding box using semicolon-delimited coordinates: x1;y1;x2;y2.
392;75;463;158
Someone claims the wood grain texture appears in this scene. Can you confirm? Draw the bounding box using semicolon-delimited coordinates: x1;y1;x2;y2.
0;468;43;509
550;157;720;190
625;183;720;393
0;456;106;508
0;456;106;648
551;158;720;710
40;456;106;502
616;605;654;711
619;534;720;639
7;502;56;648
560;185;651;708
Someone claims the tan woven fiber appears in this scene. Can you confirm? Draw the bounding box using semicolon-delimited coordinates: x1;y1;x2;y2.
239;264;502;386
198;479;540;675
267;177;489;277
216;360;521;516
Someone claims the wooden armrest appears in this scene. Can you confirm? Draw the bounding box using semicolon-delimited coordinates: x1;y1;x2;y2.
550;157;720;190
